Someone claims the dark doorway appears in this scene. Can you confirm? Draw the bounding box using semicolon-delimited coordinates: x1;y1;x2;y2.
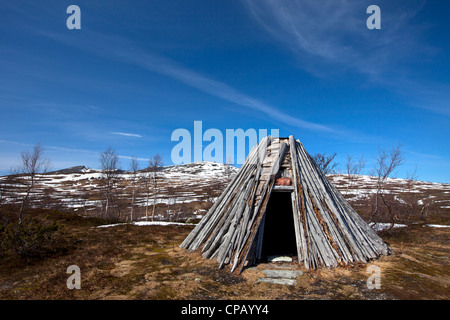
261;191;297;259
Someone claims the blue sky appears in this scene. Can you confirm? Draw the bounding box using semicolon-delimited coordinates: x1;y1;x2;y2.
0;0;449;182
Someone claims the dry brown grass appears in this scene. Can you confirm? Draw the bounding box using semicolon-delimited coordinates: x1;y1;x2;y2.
0;208;448;300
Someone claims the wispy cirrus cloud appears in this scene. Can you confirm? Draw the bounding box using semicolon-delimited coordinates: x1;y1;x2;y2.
244;0;450;116
117;155;147;162
244;0;425;77
36;29;336;134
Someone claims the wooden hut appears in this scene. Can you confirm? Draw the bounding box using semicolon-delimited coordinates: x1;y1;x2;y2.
181;136;390;274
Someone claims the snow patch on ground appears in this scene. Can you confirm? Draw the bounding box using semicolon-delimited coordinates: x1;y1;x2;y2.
95;221;195;228
369;222;408;232
423;224;450;228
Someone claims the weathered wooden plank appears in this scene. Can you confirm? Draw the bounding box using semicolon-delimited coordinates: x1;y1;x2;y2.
269;142;287;177
216;136;271;266
296;141;388;263
289;135;307;265
181;142;261;250
231;142;288;273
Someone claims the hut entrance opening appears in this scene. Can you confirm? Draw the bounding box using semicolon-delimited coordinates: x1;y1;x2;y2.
260;191;297;260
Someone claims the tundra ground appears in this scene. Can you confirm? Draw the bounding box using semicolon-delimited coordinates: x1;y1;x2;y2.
0;209;448;300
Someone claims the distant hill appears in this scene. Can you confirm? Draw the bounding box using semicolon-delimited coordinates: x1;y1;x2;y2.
1;162;449;222
0;161;238;220
47;166;95;174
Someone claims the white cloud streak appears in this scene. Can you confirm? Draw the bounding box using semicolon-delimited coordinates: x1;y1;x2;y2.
117;155;147;162
111;131;143;138
38;29;336;134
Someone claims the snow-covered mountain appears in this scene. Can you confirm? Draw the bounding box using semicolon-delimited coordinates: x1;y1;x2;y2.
327;174;450;214
1;162;449;220
0;162;238;219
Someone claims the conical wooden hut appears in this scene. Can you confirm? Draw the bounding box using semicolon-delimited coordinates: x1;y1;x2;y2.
181;136;390;273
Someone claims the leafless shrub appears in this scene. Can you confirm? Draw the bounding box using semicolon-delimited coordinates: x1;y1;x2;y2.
397;167;436;221
11;143;51;223
346;153;366;190
175;196;192;222
312;152;338;174
368;144;404;228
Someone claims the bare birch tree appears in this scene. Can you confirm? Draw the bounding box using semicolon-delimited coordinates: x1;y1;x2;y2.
369;143;404;227
146;154;163;221
129;157;139;222
12;143;50;223
345;153;366;190
99;147;120;220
